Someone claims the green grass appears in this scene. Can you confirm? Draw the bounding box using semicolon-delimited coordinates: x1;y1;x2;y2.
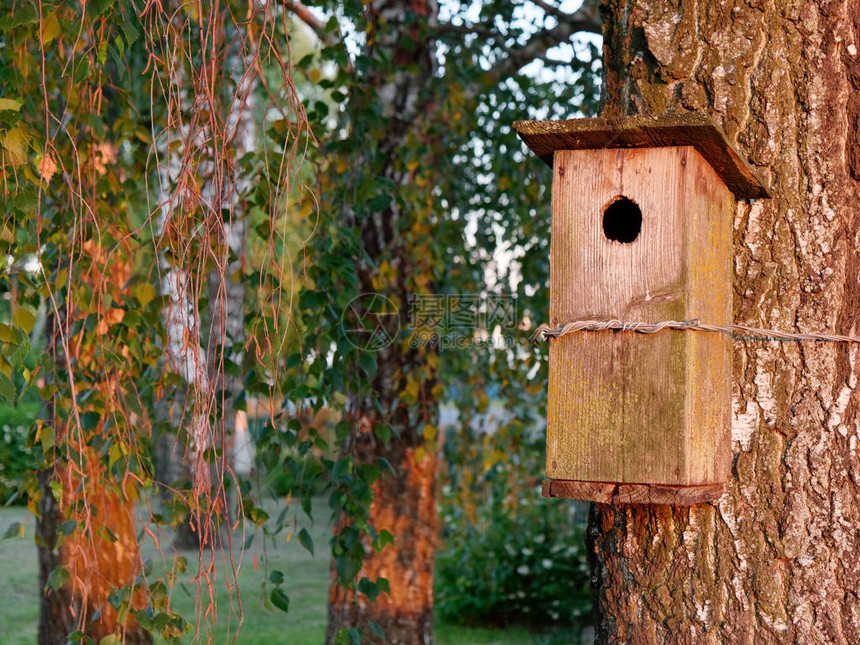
0;506;40;645
0;504;583;644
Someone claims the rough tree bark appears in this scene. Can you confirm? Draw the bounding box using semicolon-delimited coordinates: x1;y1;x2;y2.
590;1;860;643
37;310;75;645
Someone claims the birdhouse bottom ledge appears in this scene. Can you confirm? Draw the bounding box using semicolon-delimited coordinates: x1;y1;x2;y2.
541;479;724;506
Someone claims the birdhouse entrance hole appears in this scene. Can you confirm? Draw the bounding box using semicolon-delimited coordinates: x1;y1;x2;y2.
602;196;642;243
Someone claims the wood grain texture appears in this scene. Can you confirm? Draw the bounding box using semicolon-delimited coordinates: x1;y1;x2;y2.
542;479;724;505
513;113;770;199
546;145;733;487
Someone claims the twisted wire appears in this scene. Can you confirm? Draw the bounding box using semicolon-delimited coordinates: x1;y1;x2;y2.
529;319;860;347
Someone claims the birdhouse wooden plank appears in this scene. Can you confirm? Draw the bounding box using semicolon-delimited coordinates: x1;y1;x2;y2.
514;114;769;505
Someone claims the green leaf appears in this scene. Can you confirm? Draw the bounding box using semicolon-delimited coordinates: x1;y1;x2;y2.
0;323;16;344
120;14;139;45
58;520;77;537
12;307;36;334
368;622;385;639
374;423;391;445
109;443;123;469
358;577;380;602
88;0;118;18
0;372;15;403
270;588;290;613
0;98;21;112
335;553;361;584
335;420;352;441
377;529;394;551
73;57;92;84
1;125;29;165
0;6;37;30
41;425;55;451
42;13;60;44
368;194;391;211
347;626;362;645
298;527;314;556
359;463;380;484
135;282;157;307
268;570;284;585
124;390;142;417
358;352;377;376
46;566;70;591
80;412;101;431
3;522;21;539
246;506;268;528
378;458;396;477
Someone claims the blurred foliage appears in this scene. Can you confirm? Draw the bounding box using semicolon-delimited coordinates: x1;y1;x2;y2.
250;5;603;635
0;416;38;505
436;425;591;630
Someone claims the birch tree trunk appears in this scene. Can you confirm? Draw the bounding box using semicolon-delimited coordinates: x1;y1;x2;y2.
204;67;256;529
590;1;860;642
155;38;258;549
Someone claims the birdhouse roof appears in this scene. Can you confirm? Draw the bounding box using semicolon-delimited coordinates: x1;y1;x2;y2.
513;113;770;199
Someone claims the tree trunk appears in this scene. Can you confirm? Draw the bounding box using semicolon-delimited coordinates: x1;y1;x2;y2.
39;299;151;644
37;467;75;645
38;310;74;645
591;1;860;642
155;37;257;550
325;2;440;643
205;63;255;531
327;430;438;644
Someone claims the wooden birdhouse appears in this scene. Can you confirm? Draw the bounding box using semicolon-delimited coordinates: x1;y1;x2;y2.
514;114;769;505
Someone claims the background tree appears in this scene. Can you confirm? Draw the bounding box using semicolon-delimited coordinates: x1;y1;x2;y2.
278;1;600;643
590;1;860;642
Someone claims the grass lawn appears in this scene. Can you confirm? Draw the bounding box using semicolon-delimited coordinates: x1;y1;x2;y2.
0;504;583;645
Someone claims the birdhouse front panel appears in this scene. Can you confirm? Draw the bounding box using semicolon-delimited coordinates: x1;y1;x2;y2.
546;145;733;487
